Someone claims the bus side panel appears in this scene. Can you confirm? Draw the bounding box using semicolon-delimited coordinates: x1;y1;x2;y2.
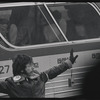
0;41;100;97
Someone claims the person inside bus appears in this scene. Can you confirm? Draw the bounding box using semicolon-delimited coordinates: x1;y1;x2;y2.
43;10;67;43
14;6;46;46
8;6;31;46
0;49;78;98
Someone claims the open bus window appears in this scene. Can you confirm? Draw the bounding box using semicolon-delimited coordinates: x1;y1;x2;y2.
47;2;100;41
0;4;66;47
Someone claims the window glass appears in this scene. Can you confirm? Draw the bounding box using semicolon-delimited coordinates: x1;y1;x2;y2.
39;5;66;43
48;3;100;41
0;5;66;47
0;9;11;47
0;3;100;48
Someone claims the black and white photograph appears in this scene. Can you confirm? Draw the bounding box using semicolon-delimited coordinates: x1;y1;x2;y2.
0;2;100;99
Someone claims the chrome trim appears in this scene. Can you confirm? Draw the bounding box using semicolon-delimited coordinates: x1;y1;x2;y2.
45;88;81;95
46;77;84;84
46;83;82;90
88;2;100;16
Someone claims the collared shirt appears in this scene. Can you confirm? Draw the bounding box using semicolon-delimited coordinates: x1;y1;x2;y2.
0;60;72;98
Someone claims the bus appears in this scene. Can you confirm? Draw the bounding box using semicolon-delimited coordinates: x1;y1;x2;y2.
0;2;100;98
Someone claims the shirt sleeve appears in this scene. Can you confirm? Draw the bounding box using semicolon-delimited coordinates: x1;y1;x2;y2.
0;80;9;94
44;59;72;80
40;72;49;83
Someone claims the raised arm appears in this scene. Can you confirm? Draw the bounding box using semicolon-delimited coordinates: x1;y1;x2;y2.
40;49;78;82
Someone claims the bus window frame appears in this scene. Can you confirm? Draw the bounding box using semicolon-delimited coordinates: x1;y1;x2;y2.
0;2;100;50
0;2;68;49
47;2;100;42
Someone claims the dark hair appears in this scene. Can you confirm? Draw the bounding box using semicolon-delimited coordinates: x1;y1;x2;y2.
52;10;61;20
12;54;32;76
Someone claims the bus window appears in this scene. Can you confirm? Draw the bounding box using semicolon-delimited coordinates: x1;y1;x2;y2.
0;5;64;46
0;4;66;47
48;5;69;38
8;6;47;46
39;5;66;43
48;3;100;41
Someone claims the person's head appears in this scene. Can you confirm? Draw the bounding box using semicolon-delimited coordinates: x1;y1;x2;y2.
52;10;62;23
12;54;36;76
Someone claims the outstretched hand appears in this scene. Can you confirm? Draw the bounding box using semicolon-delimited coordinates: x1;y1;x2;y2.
69;49;78;64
